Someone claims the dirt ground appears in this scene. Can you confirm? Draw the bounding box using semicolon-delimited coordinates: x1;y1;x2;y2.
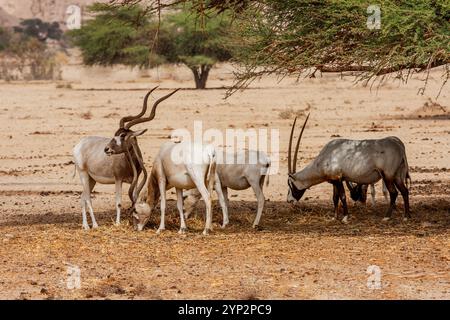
0;64;449;299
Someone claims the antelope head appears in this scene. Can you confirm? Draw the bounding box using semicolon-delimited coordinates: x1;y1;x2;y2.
104;87;179;156
287;114;310;203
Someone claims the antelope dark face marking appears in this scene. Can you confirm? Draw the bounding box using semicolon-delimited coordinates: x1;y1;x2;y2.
105;128;147;155
287;177;306;203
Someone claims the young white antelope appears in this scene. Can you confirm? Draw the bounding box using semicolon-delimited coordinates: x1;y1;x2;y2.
73;88;178;229
133;141;216;235
183;150;270;229
287;115;411;223
345;181;388;206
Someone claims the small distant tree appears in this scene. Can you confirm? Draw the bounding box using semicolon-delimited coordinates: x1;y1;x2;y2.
0;27;10;51
0;21;64;80
157;9;232;89
14;19;63;41
69;4;233;89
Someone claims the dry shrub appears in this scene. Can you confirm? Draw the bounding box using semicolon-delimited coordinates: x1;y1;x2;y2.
278;103;311;119
80;111;93;120
103;112;120;118
421;98;446;113
56;83;72;89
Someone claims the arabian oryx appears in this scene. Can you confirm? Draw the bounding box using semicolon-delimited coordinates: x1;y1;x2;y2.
287;115;411;223
183;150;271;229
72;87;179;229
133;141;217;235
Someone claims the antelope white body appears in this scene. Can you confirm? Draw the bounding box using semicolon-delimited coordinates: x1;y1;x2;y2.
134;141;217;235
184;149;271;228
72;87;178;229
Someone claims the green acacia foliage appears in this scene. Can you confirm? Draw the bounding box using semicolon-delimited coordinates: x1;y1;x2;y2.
68;3;158;67
157;8;232;88
108;0;449;94
229;0;449;93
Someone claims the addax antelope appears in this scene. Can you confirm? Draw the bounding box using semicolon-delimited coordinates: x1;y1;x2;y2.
72;87;178;229
133;141;216;235
183;149;271;229
287;115;411;223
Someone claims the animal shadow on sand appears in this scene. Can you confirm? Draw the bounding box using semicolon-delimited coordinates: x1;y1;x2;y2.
1;197;448;238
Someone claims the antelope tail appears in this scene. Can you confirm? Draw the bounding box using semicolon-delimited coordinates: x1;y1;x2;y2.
403;152;411;189
206;150;217;194
406;171;411;189
265;158;271;187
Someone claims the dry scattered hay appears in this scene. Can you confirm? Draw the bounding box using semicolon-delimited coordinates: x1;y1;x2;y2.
0;194;448;299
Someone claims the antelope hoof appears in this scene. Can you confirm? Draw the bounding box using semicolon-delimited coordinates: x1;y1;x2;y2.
202;228;211;236
341;216;349;224
92;222;99;229
382;217;391;222
82;224;90;230
403;217;408;222
178;227;187;234
156;228;165;234
221;222;229;229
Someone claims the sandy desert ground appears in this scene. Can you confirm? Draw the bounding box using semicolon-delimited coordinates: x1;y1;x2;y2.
0;64;449;299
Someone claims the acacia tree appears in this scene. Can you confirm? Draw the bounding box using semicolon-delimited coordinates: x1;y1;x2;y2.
69;4;157;67
157;9;232;89
70;3;232;89
110;0;450;95
228;0;450;96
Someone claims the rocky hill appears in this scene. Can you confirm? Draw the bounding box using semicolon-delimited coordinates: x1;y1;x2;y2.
0;0;107;28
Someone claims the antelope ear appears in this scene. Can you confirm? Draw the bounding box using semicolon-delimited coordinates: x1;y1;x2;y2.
131;129;148;137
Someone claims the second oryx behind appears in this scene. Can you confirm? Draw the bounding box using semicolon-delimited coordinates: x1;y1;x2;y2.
184;149;271;229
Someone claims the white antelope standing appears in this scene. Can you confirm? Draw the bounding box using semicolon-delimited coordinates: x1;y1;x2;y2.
133;141;217;235
72;87;178;229
183;149;271;229
287;114;411;222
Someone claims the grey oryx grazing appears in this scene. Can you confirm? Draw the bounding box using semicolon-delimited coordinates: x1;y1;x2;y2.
73;87;178;229
133;141;217;235
183;149;271;229
287;115;411;223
